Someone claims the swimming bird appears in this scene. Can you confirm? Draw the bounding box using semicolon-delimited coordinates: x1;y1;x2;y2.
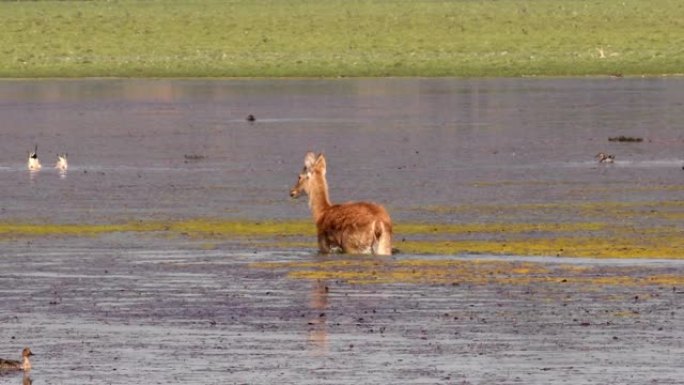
55;153;68;171
27;145;41;171
595;152;615;163
246;114;256;122
0;348;34;371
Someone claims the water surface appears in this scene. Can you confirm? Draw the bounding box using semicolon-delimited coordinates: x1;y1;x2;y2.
1;78;683;384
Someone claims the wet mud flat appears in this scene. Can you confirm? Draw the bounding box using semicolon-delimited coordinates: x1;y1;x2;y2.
1;239;683;385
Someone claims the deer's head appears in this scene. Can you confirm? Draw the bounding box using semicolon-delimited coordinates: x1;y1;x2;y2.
290;152;326;199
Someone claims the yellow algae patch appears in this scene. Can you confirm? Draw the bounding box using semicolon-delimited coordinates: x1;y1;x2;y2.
0;219;314;240
0;221;163;238
398;232;684;259
612;310;640;318
250;259;684;286
164;219;313;238
286;259;549;285
252;257;684;287
395;222;607;235
1;217;681;261
415;200;684;222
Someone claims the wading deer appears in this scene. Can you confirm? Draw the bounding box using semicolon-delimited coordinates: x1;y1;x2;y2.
27;145;41;171
290;152;392;255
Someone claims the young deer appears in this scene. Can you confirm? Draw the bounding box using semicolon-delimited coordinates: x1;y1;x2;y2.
290;152;392;256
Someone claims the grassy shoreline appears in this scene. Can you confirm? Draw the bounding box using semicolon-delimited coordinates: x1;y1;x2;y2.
1;0;683;78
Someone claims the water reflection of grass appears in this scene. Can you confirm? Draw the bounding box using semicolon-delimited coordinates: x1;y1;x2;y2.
1;0;683;77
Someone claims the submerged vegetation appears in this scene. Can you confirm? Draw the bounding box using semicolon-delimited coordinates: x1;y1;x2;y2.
1;0;683;77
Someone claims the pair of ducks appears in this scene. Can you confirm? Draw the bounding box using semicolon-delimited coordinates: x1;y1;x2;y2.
28;146;68;171
0;348;33;372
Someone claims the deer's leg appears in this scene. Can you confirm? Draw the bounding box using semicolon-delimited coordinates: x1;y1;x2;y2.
317;231;331;254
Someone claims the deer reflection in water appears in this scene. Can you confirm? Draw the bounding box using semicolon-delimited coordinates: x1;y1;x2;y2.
308;279;330;354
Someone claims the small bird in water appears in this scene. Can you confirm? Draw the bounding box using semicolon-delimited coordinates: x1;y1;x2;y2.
27;145;41;171
0;347;34;371
55;153;68;171
595;152;615;163
246;114;256;122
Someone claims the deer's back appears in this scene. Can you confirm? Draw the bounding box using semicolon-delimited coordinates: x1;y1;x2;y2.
318;202;392;233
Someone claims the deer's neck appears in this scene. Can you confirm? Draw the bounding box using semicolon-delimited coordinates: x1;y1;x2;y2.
308;173;331;223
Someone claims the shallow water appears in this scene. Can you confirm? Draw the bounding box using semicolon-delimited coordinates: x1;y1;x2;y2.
1;78;683;384
1;78;683;223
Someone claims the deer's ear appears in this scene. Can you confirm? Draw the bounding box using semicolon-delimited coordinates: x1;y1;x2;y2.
313;153;326;173
304;152;317;171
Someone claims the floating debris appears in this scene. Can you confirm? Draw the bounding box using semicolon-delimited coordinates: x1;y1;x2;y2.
608;136;643;142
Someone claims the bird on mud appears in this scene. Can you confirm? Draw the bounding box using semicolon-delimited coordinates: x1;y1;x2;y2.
595;152;615;163
27;145;41;171
0;347;34;372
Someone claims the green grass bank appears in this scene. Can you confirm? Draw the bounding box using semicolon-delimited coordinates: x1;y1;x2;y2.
1;0;683;78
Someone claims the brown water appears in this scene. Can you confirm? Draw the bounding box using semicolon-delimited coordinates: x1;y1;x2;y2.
1;78;683;384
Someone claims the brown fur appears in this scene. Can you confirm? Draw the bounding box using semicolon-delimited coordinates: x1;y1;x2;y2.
290;152;392;255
